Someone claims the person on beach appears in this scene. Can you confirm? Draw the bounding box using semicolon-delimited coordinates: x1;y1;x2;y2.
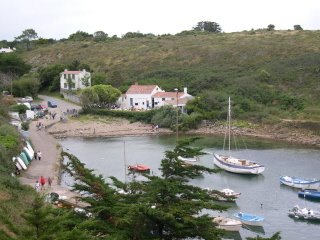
34;151;37;160
35;180;40;192
40;176;46;190
48;177;52;188
37;151;42;161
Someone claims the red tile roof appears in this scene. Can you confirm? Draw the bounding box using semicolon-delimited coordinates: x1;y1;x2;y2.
62;71;82;74
126;85;158;94
152;92;183;98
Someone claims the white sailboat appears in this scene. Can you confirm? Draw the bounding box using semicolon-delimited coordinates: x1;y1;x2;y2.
213;97;265;174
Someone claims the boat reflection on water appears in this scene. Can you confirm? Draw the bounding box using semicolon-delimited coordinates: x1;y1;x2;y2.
242;224;265;235
223;231;242;240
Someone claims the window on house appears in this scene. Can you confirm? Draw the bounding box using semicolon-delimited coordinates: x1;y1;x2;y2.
162;98;165;101
64;74;66;79
64;83;67;88
155;102;158;105
142;102;144;105
135;103;138;106
72;74;75;79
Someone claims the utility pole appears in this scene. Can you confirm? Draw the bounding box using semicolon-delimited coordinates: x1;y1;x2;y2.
174;88;179;141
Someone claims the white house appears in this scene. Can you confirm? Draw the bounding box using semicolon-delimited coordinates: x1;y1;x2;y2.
0;47;16;53
60;69;91;91
122;84;164;110
119;84;194;111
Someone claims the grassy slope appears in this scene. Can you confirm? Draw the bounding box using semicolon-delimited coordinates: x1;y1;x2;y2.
21;30;320;120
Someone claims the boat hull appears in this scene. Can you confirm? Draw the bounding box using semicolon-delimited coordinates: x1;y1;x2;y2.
298;190;320;201
213;154;265;175
234;213;264;226
213;217;242;231
280;176;320;190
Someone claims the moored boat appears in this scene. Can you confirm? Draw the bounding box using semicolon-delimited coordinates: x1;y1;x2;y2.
234;212;264;226
212;216;242;231
220;188;241;198
213;97;264;175
16;156;27;170
128;164;150;172
298;190;320;201
20;152;29;165
178;156;199;162
288;205;320;221
280;176;320;190
23;147;33;161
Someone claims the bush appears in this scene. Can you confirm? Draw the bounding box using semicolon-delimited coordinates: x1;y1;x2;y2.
21;121;29;131
10;104;28;114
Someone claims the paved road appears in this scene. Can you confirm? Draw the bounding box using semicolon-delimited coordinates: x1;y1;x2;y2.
20;95;82;202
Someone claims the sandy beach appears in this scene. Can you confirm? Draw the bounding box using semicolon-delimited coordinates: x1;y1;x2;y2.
47;117;320;148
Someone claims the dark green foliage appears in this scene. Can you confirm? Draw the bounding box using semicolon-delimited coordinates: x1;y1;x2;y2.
193;21;222;33
15;29;38;50
68;31;93;41
10;104;28;114
246;231;281;240
91;72;107;85
294;25;303;30
38;64;66;91
21;122;29;131
267;24;275;31
0;54;31;76
12;73;40;97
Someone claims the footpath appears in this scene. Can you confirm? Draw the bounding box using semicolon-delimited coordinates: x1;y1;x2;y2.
19;96;82;205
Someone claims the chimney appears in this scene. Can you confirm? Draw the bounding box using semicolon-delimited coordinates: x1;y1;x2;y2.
64;69;68;72
183;87;187;94
82;69;86;72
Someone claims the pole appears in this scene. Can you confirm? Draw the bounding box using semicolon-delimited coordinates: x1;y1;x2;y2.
174;88;179;141
124;141;127;183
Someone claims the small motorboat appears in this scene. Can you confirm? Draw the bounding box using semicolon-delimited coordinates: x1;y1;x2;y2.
298;190;320;201
280;176;320;190
206;188;241;202
212;216;242;232
178;156;199;162
220;188;241;198
128;164;150;172
234;212;264;226
288;205;320;221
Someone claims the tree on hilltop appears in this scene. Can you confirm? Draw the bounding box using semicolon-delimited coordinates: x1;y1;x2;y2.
267;24;275;31
294;25;303;30
15;28;38;50
193;21;222;33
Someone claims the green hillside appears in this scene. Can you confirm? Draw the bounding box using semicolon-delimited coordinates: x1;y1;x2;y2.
20;30;320;121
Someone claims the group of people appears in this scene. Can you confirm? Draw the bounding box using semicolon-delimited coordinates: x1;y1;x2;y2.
34;150;42;161
48;111;57;120
35;176;53;192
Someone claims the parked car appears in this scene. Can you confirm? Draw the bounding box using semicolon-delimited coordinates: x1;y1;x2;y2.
25;96;33;102
47;100;57;108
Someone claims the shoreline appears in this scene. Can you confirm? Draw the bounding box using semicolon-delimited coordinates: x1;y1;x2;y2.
48;118;320;148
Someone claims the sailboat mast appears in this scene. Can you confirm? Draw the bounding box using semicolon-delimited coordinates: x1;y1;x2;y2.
124;141;127;183
228;97;231;151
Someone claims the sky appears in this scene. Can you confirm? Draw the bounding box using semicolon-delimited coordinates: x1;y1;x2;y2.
1;0;319;41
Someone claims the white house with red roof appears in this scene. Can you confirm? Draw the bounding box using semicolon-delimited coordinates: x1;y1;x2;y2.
60;69;91;91
119;83;193;111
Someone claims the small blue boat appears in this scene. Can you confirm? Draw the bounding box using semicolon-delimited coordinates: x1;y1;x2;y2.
280;176;320;190
298;190;320;201
234;212;264;226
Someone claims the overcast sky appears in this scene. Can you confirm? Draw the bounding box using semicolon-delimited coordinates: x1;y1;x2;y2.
1;0;319;41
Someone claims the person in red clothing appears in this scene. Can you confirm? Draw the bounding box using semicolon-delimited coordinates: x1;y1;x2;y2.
40;176;46;190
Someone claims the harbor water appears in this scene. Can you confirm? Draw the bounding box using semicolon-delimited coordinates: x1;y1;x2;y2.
59;135;320;240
